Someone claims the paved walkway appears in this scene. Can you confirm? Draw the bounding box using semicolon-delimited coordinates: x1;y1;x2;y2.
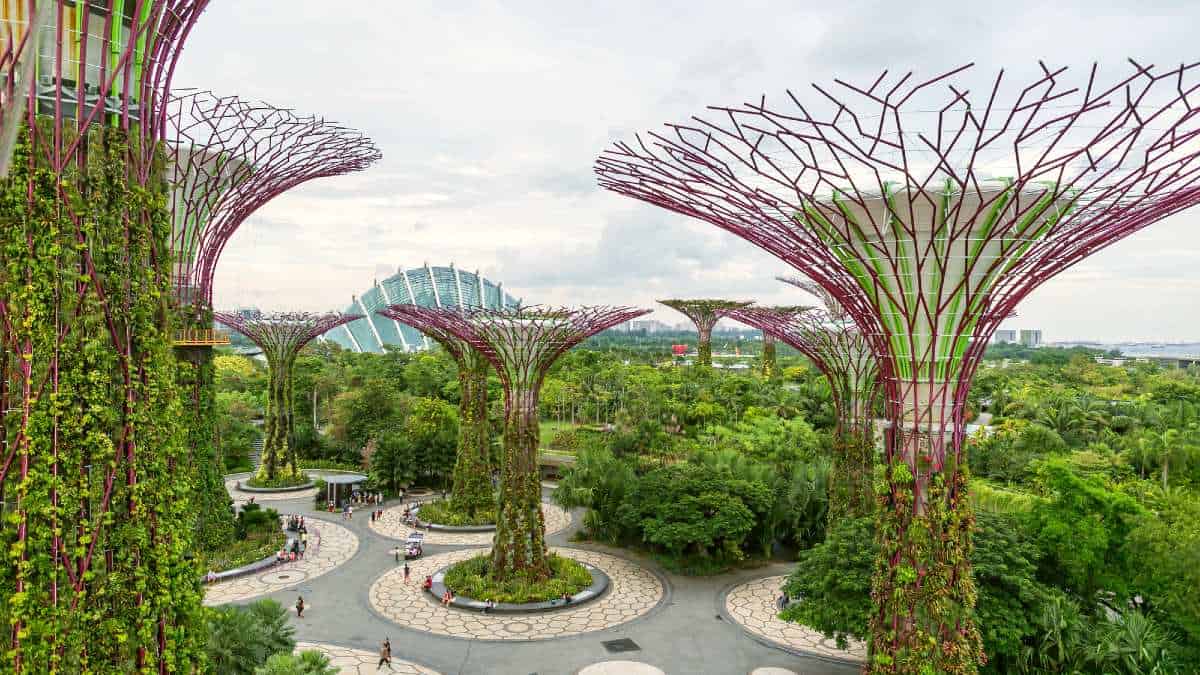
214;477;858;674
368;501;571;545
369;547;663;641
296;642;440;674
204;517;359;606
723;576;866;664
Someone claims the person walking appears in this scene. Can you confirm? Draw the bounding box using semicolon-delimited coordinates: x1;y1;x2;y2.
378;638;393;669
403;562;411;584
295;596;305;618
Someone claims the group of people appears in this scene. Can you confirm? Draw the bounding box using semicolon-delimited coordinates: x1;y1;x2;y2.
352;490;385;506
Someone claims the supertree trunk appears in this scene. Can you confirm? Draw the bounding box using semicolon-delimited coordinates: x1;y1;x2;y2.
260;353;298;480
595;62;1200;668
174;344;235;550
491;386;549;578
696;327;713;367
761;333;777;378
829;410;876;525
451;352;494;516
375;304;650;584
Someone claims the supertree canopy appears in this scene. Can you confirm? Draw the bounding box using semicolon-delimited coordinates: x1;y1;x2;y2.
377;305;495;517
597;62;1200;672
0;2;212;671
165;90;382;312
658;299;751;367
741;303;809;379
729;292;879;523
215;312;362;482
385;305;650;580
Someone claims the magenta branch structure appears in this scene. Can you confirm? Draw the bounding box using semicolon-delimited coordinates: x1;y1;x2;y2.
166;90;382;312
729;289;879;523
378;305;650;580
377;305;494;517
0;3;212;671
214;312;362;482
658;299;751;368
597;62;1200;671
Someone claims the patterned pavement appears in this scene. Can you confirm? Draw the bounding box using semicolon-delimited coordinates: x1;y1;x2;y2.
368;547;663;641
295;641;440;674
367;501;571;545
204;518;360;606
724;576;866;663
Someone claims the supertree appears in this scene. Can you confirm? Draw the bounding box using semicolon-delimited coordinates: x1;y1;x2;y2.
165;90;382;312
597;62;1200;672
214;312;362;483
377;305;495;517
381;305;650;579
0;3;212;671
658;299;751;367
728;289;880;524
163;90;380;548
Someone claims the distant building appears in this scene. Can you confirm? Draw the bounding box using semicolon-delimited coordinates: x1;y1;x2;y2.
1020;329;1043;348
993;329;1017;344
626;319;674;333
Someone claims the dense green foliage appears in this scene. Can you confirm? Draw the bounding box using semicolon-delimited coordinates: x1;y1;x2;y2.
254;650;337;675
418;499;497;526
443;553;593;603
0;123;205;669
205;599;295;675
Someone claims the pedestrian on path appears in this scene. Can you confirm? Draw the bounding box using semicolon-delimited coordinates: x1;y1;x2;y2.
403;562;411;584
295;596;305;618
378;638;393;669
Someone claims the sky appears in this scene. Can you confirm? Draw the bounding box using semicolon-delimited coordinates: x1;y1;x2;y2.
174;1;1200;343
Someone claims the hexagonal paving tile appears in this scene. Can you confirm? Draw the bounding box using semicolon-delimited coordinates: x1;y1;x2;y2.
295;641;440;674
204;517;359;606
368;501;571;545
369;547;662;641
577;661;666;675
724;576;866;663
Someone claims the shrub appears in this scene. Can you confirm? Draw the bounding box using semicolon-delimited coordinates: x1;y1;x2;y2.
245;474;310;489
254;650;337;675
416;499;497;527
205;599;295;675
443;554;592;604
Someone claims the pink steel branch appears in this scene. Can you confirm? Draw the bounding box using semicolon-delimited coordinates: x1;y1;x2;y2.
212;311;363;358
166;90;382;309
596;61;1200;471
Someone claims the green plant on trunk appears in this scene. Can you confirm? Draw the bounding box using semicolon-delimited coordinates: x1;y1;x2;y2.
377;305;648;582
761;335;778;378
214;312;361;483
0;122;205;671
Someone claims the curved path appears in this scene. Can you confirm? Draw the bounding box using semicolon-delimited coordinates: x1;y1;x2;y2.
369;547;663;641
368;501;571;545
215;475;857;674
723;576;866;664
204;516;359;606
295;642;440;674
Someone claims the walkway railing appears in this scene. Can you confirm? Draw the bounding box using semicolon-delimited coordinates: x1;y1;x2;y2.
173;328;231;346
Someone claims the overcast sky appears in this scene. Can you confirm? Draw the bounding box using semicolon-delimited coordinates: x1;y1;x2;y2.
175;1;1200;343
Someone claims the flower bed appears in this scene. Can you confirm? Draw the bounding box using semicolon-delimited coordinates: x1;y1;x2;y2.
416;499;496;527
443;553;592;604
245;474;310;489
200;530;286;572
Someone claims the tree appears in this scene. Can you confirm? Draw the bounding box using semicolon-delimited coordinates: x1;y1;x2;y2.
205;599;296;675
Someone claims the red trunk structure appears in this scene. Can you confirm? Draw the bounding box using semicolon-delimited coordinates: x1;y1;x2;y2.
376;305;650;581
597;62;1200;672
0;3;212;671
214;312;361;481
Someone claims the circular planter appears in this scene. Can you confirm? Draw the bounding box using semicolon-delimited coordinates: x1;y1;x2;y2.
411;505;497;533
425;561;609;614
237;480;315;493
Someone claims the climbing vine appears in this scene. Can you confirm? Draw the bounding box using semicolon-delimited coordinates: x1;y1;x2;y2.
761;337;777;378
491;388;549;580
867;437;983;674
828;421;875;525
0;122;205;671
174;331;236;551
449;351;495;517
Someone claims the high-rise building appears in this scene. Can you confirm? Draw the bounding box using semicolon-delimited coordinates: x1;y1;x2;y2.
1020;329;1043;347
993;329;1017;343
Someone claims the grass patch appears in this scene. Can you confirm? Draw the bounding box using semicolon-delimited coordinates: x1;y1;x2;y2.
417;499;497;527
245;474;309;489
199;530;286;573
443;553;592;603
297;459;362;472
